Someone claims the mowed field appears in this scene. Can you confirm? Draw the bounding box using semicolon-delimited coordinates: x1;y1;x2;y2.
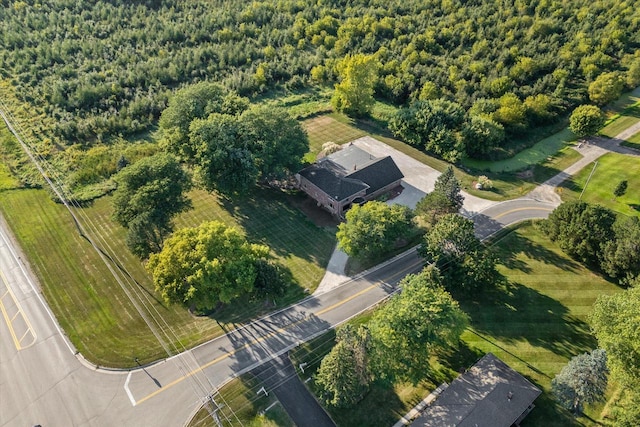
285;223;620;427
560;152;640;217
302;114;582;202
463;223;620;426
0;122;335;367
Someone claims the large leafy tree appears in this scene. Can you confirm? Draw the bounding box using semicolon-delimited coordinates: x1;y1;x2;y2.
238;105;309;182
146;221;269;312
419;214;498;292
315;325;372;408
389;99;466;162
588;72;625;106
369;268;468;383
569;105;605;138
462;115;506;159
591;285;640;392
601;216;640;281
189;113;258;194
112;153;192;258
552;349;609;415
543;201;616;267
331;54;380;117
159;82;249;158
174;98;308;194
337;202;414;260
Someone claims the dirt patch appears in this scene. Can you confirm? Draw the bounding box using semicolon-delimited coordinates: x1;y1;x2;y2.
287;193;339;229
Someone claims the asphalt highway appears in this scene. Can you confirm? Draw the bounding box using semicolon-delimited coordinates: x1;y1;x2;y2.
0;215;425;426
0;198;553;427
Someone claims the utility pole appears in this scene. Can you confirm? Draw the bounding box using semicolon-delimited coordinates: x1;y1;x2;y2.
204;393;223;427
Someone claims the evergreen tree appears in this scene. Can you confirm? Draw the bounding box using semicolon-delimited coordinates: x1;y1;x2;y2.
433;166;464;211
552;349;609;415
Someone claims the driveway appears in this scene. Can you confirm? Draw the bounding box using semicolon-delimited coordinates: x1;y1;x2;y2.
352;136;495;214
251;353;335;427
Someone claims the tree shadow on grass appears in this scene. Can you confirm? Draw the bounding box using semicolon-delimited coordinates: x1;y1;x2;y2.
329;380;408;427
460;281;596;359
495;228;582;274
217;186;335;266
523;392;587;427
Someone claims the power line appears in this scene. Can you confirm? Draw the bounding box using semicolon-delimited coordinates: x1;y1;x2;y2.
0;103;242;425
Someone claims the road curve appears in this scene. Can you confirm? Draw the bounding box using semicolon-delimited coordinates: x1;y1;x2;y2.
0;195;555;426
472;198;558;240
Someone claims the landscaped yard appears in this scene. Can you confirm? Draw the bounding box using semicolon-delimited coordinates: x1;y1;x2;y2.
560;152;640;217
290;222;621;427
464;222;620;425
0;121;335;366
303;114;583;201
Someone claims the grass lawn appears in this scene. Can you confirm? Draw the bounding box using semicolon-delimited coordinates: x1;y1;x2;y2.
303;114;582;201
560;153;640;217
0;121;335;366
290;223;621;426
599;87;640;138
0;184;334;366
187;374;294;427
463;128;577;173
462;222;620;426
624;130;640;149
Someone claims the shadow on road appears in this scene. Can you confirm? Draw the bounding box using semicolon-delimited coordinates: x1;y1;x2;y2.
251;353;335;427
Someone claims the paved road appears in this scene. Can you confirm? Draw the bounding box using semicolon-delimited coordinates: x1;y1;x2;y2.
251;354;335;427
0;211;425;426
4;104;635;425
472;199;558;240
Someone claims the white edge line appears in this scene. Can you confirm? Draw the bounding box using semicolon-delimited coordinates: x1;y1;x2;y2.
124;371;137;406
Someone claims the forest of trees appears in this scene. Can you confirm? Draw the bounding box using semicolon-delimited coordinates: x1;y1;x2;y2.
1;0;639;192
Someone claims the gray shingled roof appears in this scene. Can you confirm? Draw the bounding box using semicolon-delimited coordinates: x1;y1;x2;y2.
298;145;404;202
413;353;541;427
298;164;368;201
347;156;404;196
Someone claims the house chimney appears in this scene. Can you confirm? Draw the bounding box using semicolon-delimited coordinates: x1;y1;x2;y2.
507;391;513;401
353;164;357;170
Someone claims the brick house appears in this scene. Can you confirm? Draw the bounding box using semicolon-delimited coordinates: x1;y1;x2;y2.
295;144;404;218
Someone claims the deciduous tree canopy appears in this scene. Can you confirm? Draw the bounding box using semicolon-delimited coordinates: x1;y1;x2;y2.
419;214;498;292
591;286;640;392
543;201;616;267
111;153;191;257
369;268;468;382
161;84;308;194
146;221;269;312
569;105;606;138
337;201;414;260
331;54;380;117
3;0;639;196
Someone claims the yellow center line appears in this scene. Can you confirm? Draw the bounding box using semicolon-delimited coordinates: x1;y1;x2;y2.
0;268;37;351
493;206;552;220
0;296;21;349
136;282;383;405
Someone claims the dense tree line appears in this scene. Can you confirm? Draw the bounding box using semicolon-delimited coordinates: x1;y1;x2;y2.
1;0;639;149
542;201;640;283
